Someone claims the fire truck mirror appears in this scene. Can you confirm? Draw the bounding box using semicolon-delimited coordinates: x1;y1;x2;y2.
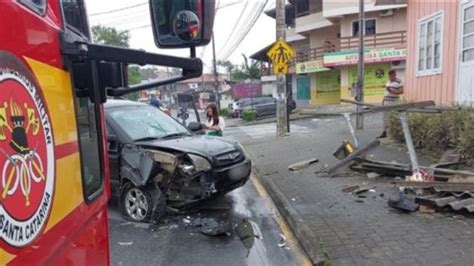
149;0;215;49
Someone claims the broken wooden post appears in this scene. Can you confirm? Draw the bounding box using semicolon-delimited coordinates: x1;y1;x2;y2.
327;140;380;177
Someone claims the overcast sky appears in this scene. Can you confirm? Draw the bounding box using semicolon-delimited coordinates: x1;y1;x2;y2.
85;0;277;73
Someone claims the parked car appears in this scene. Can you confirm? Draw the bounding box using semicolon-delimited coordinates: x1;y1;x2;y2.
239;97;297;118
228;98;249;118
105;100;251;222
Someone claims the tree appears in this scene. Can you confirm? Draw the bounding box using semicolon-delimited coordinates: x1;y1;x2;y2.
217;60;235;80
92;25;130;48
91;25;140;100
231;54;261;81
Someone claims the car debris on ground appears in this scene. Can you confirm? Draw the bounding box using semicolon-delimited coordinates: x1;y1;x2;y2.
326;101;474;216
288;158;319;171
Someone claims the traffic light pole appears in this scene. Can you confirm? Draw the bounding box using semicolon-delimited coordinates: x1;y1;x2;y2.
276;0;288;137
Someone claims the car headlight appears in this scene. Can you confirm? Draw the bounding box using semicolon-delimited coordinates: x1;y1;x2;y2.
179;154;212;175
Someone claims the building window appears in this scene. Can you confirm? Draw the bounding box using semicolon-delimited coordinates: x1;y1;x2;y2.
417;11;443;76
462;6;474;62
295;0;309;18
352;19;376;37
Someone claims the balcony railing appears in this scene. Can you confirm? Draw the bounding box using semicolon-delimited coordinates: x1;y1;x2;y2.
340;30;407;50
293;43;336;63
291;31;407;65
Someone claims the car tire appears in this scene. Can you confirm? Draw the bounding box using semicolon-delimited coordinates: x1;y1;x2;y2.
119;182;166;223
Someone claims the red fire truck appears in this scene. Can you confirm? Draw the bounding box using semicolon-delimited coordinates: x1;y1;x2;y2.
0;0;214;264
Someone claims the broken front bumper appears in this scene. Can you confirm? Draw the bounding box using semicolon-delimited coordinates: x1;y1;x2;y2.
214;157;251;193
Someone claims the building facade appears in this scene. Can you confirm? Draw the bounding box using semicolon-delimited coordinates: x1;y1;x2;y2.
260;0;408;107
405;0;474;105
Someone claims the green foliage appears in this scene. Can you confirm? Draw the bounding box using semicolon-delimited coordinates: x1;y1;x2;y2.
242;110;257;122
91;25;130;48
128;66;141;85
231;54;261;81
220;108;229;117
92;25;143;101
217;60;235;80
388;107;474;165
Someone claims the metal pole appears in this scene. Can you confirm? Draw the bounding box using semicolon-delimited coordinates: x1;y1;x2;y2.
286;74;291;133
343;113;359;148
399;111;419;171
276;0;288;136
211;34;220;110
356;0;365;130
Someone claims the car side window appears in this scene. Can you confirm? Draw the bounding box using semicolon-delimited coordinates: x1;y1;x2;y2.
18;0;47;16
75;96;103;202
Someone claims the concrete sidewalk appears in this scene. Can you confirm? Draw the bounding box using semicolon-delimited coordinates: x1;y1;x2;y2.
226;111;315;128
242;115;474;265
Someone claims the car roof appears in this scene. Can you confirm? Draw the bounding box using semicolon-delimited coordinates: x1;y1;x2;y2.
104;99;147;109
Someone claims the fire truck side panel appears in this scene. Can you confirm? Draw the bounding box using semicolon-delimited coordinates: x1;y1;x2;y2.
0;0;111;264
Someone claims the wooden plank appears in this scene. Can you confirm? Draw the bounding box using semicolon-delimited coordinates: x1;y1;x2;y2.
328;140;380;177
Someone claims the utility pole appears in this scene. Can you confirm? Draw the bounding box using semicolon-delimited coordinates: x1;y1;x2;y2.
356;0;365;130
211;34;220;110
276;0;288;136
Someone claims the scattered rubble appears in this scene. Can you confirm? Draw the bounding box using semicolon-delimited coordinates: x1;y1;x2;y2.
288;158;319;171
388;194;419;212
118;242;133;246
342;185;360;193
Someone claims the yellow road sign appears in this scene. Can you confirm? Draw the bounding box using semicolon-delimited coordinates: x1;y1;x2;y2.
273;63;288;76
267;39;295;65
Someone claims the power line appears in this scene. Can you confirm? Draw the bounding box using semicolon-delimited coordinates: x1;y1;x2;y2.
218;1;261;57
220;0;268;60
89;2;147;17
124;24;151;31
89;5;149;24
217;0;249;56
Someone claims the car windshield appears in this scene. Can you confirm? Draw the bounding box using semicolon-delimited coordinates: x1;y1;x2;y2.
108;105;190;141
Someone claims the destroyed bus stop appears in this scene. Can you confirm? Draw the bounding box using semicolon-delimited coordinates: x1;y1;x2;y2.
322;100;474;214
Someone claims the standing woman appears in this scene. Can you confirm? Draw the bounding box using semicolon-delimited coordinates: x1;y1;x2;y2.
204;103;225;136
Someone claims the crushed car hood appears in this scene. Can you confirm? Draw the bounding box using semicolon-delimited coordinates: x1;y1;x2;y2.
136;135;237;159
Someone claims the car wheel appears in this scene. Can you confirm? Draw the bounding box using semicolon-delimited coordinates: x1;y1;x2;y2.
119;182;166;223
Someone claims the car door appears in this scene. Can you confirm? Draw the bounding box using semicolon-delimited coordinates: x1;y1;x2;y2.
258;97;275;117
252;98;265;117
266;97;277;116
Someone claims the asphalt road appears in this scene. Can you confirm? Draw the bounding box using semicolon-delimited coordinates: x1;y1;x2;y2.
108;175;309;266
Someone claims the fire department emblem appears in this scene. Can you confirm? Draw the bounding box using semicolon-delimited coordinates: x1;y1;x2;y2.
0;65;55;247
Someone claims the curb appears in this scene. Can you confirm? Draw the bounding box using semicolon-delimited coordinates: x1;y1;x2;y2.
254;168;326;265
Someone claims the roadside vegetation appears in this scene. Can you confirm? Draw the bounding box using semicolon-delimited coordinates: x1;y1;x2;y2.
242;110;257;122
388;107;474;166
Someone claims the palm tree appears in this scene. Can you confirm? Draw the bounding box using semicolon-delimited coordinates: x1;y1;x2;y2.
232;54;261;81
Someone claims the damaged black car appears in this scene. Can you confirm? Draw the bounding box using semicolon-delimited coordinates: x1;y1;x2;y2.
105;100;251;222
